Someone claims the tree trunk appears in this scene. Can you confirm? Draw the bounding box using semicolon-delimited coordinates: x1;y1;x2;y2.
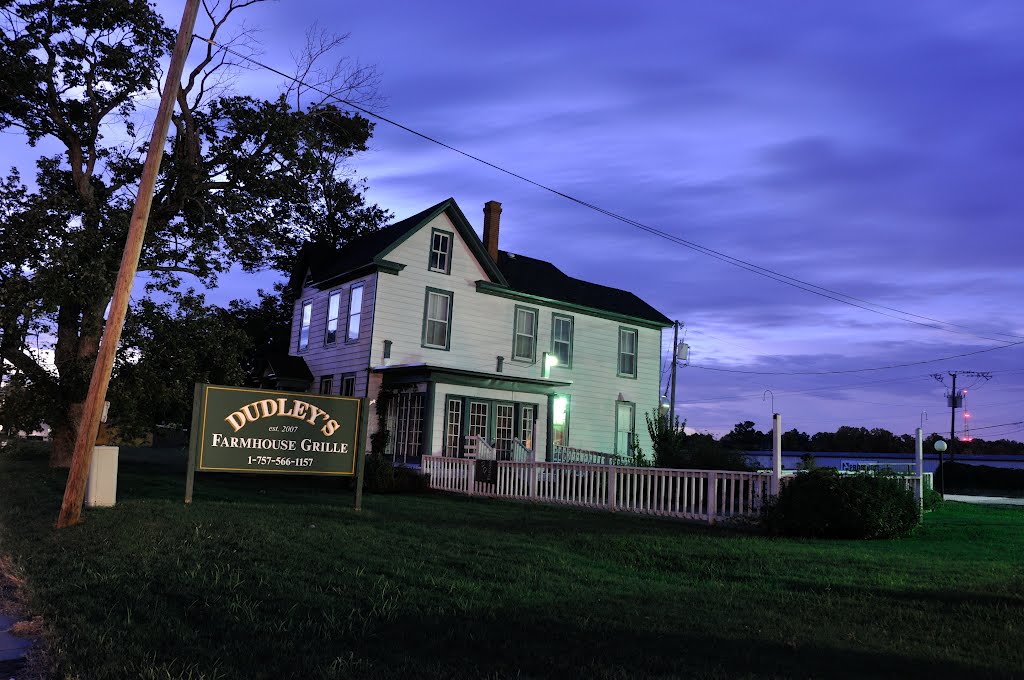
49;401;84;468
49;301;104;468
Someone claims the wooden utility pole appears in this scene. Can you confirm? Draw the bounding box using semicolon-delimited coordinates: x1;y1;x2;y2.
57;0;202;528
947;371;957;465
668;321;679;424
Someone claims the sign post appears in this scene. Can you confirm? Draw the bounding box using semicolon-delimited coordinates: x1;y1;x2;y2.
186;384;363;506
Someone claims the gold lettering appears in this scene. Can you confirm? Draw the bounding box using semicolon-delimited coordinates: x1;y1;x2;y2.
305;403;324;425
258;399;278;418
225;411;246;432
294;401;308;420
321;419;340;436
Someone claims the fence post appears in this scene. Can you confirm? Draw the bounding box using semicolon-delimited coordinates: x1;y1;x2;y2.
607;468;618;511
467;460;476;496
530;462;538;500
707;471;717;525
771;413;782;496
915;427;924;518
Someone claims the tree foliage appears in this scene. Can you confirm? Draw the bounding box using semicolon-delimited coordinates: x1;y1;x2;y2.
107;291;251;437
0;0;388;463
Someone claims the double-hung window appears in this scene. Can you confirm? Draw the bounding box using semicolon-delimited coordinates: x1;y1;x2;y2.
429;229;453;274
512;306;537;362
319;375;334;395
347;283;364;342
617;327;638;378
298;300;312;351
325;290;342;345
551;314;573;368
341;374;356;397
422;288;453;350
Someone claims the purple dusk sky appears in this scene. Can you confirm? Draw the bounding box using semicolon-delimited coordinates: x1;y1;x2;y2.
6;1;1024;442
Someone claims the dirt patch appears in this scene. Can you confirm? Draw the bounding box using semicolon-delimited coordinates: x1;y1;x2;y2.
0;554;50;679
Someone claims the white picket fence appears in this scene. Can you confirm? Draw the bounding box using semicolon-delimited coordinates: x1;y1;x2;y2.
421;456;773;524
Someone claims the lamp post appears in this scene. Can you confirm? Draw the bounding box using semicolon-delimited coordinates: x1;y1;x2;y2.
934;439;947;498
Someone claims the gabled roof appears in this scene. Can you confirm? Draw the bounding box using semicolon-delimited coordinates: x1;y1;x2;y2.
289;198;671;327
291;198;506;290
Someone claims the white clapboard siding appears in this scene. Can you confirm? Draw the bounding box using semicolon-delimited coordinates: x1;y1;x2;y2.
290;273;378;397
370;211;663;457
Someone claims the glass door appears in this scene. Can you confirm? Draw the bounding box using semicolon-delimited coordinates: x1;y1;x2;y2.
494;403;514;460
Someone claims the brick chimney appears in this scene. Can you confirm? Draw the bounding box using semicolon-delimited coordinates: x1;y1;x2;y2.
483;200;502;262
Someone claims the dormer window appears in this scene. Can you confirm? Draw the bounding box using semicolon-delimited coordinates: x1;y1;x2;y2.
429;228;453;274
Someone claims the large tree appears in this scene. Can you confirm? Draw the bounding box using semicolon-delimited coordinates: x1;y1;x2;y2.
0;0;389;465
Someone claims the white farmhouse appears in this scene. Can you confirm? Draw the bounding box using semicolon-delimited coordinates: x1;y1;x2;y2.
281;198;672;464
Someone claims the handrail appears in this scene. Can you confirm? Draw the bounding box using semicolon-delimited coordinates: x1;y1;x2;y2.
552;444;622;465
511;438;534;463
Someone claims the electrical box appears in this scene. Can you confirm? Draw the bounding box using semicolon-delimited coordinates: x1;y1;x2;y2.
85;445;119;508
678;342;690;363
947;394;963;409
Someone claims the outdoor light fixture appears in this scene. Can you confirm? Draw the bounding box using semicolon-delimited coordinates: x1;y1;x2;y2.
553;396;568;425
542;352;558;377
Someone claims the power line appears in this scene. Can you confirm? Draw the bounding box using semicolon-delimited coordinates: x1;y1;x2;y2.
192;35;1024;346
680;374;932;405
686;341;1024;375
961;420;1024;432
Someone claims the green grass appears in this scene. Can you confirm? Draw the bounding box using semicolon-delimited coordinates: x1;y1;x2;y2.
1;445;1023;679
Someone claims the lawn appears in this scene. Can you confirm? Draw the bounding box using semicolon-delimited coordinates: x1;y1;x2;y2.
1;444;1022;679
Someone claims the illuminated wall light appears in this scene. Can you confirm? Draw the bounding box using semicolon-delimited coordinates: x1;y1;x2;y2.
553;396;568;425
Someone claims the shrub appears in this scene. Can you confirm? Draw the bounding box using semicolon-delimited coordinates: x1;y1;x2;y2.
763;468;919;539
643;410;753;471
361;455;431;494
362;453;395;492
923;487;944;511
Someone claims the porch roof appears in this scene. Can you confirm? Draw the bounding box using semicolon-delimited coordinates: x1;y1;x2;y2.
372;363;572;395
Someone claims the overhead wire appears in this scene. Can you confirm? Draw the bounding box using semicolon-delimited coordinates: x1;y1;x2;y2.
686;341;1024;375
192;35;1024;348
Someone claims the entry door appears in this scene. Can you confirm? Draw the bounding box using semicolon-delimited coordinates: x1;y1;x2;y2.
468;401;489;456
494;403;514;460
520;405;535;450
615;401;635;456
389;392;424;465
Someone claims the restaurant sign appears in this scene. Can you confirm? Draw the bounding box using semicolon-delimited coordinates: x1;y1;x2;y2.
188;384;361;476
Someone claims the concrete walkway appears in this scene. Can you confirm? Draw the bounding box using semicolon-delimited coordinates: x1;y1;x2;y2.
946;494;1024;506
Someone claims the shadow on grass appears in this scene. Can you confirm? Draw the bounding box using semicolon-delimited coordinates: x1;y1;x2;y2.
356;607;1008;680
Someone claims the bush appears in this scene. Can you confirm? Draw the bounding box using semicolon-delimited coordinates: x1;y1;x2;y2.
763;468;919;539
361;455;431;493
923;487;944;511
643;410;753;471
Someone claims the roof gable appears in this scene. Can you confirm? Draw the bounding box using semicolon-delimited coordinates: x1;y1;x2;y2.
295;198;506;289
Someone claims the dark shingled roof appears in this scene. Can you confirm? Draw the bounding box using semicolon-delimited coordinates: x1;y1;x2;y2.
497;251;671;325
290;198;671;326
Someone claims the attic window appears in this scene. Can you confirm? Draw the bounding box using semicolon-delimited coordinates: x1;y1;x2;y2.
429;228;453;274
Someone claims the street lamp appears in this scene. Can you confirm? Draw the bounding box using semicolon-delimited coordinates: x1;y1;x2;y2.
934;439;947;498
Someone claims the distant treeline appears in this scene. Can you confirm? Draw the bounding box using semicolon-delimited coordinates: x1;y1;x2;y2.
717;421;1024;455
